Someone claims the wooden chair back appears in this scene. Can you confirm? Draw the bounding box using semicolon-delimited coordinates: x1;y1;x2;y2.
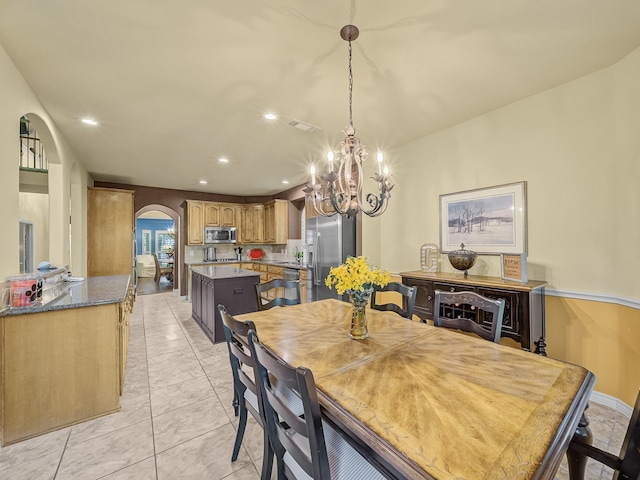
218;305;274;478
218;305;259;410
248;329;331;479
153;253;172;283
433;290;505;343
569;390;640;479
370;282;417;320
255;279;301;311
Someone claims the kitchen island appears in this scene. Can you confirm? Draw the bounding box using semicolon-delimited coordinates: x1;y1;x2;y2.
0;275;132;446
191;265;260;343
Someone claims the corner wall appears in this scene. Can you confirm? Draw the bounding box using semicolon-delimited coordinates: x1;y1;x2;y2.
0;43;92;280
364;46;640;405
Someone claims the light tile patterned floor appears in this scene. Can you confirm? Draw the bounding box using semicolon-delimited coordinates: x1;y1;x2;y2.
0;291;631;479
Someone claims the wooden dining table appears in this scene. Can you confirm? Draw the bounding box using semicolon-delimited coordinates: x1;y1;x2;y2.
237;299;595;480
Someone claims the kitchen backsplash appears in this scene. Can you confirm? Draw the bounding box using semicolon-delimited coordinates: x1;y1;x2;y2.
185;239;303;264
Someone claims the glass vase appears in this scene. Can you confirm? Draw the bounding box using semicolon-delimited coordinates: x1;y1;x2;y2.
349;289;372;340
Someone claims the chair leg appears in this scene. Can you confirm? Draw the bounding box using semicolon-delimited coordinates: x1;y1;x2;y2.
231;403;248;462
259;426;274;480
232;389;240;417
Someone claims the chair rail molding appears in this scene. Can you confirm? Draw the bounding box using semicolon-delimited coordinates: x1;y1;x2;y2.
545;288;640;311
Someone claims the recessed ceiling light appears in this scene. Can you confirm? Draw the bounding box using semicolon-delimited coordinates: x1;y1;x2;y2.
199;180;208;184
282;180;290;185
81;118;98;126
218;158;229;164
264;113;277;120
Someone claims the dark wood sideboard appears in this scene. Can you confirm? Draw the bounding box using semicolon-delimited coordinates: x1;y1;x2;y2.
400;271;548;354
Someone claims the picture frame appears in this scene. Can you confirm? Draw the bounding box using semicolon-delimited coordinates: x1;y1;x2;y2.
501;253;528;282
440;181;527;254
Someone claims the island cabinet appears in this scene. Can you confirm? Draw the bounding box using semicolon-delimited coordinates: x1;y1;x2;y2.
400;271;548;354
191;266;260;344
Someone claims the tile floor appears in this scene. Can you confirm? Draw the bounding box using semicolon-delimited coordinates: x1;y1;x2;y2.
0;291;631;480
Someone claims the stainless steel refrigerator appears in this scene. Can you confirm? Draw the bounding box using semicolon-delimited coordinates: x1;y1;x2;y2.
306;215;356;301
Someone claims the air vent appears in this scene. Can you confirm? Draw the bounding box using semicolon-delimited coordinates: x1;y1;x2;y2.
288;119;320;134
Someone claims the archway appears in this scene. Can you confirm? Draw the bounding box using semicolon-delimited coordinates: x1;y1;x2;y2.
135;204;181;291
18;113;60;271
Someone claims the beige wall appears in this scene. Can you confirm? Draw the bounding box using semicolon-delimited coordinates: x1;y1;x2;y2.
0;44;92;280
363;46;640;405
18;192;49;267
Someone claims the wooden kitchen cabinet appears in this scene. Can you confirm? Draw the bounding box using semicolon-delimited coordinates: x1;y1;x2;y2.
118;284;134;394
299;269;307;304
204;203;237;227
204;203;220;226
1;304;121;445
264;199;289;244
88;187;134;277
241;204;264;244
187;200;205;245
401;271;547;354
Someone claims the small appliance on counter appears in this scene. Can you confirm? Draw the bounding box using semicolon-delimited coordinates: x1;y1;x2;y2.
234;247;243;261
204;246;217;262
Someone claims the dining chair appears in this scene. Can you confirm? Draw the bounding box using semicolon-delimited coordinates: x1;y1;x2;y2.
568;390;640;480
255;279;301;311
248;329;386;480
433;290;506;343
218;304;273;480
153;253;173;284
370;282;417;320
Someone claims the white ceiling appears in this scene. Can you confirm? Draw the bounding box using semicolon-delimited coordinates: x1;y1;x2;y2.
2;1;640;196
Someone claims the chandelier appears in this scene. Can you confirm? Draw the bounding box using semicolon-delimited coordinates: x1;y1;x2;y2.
304;25;394;218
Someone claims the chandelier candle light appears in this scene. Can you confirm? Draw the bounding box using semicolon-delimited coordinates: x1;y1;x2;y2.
325;256;390;339
304;25;394;218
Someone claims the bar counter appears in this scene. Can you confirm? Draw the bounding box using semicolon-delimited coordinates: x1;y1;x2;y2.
2;274;131;316
1;275;133;445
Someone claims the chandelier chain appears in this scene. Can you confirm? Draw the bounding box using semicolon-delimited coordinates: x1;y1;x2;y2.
348;40;353;128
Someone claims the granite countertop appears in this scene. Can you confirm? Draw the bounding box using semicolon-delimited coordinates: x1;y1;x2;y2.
185;259;308;270
3;275;131;317
191;265;261;280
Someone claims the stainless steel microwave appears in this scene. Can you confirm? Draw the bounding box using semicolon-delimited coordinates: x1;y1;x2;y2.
204;226;237;244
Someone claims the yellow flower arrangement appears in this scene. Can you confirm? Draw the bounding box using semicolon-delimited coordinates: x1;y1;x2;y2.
325;256;390;297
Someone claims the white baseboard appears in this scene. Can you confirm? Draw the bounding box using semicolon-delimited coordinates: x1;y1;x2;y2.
590;390;633;419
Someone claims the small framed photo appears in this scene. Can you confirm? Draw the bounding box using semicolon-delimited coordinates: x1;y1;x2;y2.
501;254;528;282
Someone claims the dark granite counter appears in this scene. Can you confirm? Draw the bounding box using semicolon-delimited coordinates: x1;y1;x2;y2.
191;265;259;280
185;259;308;270
3;275;131;317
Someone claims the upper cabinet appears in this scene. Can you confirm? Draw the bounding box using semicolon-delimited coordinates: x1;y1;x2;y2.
187;201;205;245
241;204;265;244
187;199;289;245
264;199;289;244
204;203;219;227
204;203;236;227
